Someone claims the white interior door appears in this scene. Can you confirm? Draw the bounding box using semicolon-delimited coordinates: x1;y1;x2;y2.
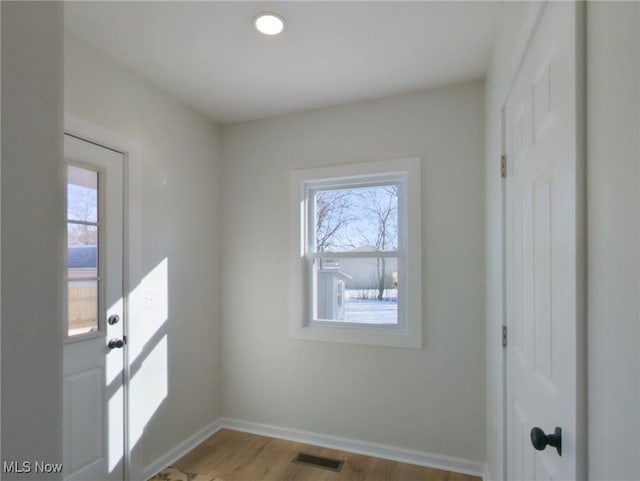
505;3;584;480
63;134;125;481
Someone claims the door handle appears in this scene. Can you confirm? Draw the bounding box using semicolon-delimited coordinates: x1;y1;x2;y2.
530;427;562;456
108;338;126;350
108;314;120;325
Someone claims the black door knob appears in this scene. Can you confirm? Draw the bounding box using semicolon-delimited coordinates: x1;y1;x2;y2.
530;427;562;456
108;314;120;325
108;338;125;349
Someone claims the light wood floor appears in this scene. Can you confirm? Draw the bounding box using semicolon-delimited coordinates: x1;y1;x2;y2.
151;428;481;481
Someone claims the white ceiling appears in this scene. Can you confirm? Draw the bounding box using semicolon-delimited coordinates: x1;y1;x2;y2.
64;1;504;124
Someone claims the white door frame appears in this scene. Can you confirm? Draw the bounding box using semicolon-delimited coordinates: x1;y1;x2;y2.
499;2;587;479
64;113;142;481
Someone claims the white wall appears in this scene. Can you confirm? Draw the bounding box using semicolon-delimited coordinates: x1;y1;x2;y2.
220;82;486;464
64;35;223;475
586;3;640;479
1;2;65;478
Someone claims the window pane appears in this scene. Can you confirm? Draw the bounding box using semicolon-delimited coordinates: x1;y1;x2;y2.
313;257;398;325
68;280;98;336
313;184;398;253
67;224;98;278
67;164;98;223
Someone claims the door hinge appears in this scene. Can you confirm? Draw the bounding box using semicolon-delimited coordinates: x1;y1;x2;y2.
502;325;508;348
500;155;507;178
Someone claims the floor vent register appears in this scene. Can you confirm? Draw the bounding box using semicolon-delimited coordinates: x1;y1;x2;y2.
293;452;345;472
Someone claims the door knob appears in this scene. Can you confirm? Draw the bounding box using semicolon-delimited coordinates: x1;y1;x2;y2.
108;338;125;350
530;427;562;456
108;314;120;325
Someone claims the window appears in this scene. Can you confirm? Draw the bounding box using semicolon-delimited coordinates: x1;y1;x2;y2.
66;163;101;338
291;157;422;348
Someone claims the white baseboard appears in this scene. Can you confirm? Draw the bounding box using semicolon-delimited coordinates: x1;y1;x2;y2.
218;417;485;478
483;467;492;481
143;416;485;480
143;418;224;480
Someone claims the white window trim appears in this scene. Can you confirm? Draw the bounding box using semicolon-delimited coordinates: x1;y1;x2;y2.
290;157;422;348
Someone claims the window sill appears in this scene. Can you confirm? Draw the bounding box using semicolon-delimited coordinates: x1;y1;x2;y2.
290;321;422;349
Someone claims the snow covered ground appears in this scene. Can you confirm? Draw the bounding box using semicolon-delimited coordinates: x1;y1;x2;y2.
342;298;398;324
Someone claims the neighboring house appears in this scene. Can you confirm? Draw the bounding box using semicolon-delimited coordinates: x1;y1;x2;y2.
338;246;398;293
67;245;97;278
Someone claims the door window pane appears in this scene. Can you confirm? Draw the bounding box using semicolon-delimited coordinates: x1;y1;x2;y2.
67;164;98;223
68;280;98;336
67;223;98;248
67;224;98;280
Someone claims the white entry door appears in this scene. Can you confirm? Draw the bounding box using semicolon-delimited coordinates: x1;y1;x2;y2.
63;134;126;481
505;2;584;480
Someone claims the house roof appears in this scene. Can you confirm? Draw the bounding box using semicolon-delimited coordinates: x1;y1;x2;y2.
68;245;97;269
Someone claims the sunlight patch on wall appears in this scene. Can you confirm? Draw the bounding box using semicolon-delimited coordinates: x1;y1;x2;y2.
129;334;168;447
127;257;169;447
128;258;169;361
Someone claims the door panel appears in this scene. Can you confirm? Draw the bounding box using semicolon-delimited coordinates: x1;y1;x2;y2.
505;2;583;479
532;175;552;380
66;367;104;473
64;134;125;481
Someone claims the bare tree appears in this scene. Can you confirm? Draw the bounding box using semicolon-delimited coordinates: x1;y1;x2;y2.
315;185;399;301
68;188;98;246
358;185;398;300
315;190;355;252
68;224;97;246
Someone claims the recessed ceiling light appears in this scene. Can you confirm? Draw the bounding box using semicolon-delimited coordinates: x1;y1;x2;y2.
254;12;285;36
